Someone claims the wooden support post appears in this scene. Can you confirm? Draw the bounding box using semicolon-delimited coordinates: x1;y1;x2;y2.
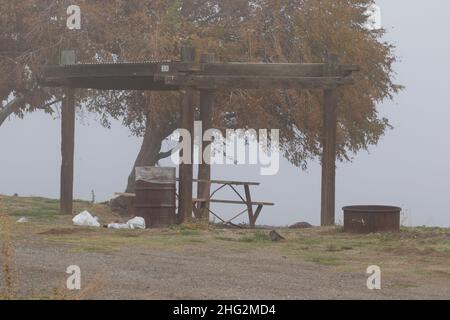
197;53;215;221
244;185;256;228
320;53;339;226
178;46;196;224
60;88;75;215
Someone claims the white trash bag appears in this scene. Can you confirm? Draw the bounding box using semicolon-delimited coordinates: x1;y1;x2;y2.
127;217;146;229
107;223;130;230
107;217;146;230
16;217;29;223
72;210;101;228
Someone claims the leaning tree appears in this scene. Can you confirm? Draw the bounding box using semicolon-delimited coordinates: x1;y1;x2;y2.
0;0;62;127
0;0;119;128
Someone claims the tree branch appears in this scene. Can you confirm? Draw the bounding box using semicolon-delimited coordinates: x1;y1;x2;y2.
0;94;25;127
0;96;62;127
37;98;62;110
157;148;175;161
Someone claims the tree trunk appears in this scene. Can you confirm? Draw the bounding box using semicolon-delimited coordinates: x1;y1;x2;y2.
111;117;176;215
125;122;166;193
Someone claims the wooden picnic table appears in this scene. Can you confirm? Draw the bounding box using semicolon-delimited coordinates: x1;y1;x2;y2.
117;178;274;228
191;179;274;228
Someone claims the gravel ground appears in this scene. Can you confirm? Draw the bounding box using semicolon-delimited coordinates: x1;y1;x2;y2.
9;239;450;300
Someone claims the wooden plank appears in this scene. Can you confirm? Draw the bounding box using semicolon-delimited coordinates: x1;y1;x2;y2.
178;46;196;224
224;208;249;224
41;77;179;91
244;184;255;228
320;53;339;226
193;198;274;206
136;167;176;183
60;88;75;215
42;61;357;91
340;64;360;77
201;62;326;77
194;179;260;186
178;178;260;186
44;63;160;78
46;60;197;79
43;62;358;80
251;205;264;228
166;75;352;89
42;63;180;91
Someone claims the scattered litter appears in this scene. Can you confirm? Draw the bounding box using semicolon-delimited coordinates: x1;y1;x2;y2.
72;210;101;228
127;217;146;229
107;223;130;230
16;217;29;223
107;217;146;230
269;230;285;242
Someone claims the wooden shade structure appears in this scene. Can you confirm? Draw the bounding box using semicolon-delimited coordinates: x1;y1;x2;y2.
41;47;359;226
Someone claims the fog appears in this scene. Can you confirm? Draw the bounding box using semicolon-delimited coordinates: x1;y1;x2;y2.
1;0;449;227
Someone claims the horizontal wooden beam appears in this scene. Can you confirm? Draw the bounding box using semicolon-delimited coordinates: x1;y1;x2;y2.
40;77;179;91
41;60;358;91
165;75;354;89
201;63;326;77
193;198;274;206
201;62;359;78
43;63;159;78
43;61;201;80
193;179;260;186
43;62;358;81
340;64;360;77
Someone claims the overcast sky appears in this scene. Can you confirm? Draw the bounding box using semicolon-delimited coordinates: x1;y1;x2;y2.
1;0;449;227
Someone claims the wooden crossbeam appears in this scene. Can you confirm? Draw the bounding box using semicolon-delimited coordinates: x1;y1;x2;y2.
201;62;359;77
193;179;260;186
43;62;197;81
43;63;358;80
43;63;158;79
193;198;274;206
165;75;354;90
201;63;326;77
42;61;357;91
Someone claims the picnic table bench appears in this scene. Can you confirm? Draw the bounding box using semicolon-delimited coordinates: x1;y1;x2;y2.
191;179;274;228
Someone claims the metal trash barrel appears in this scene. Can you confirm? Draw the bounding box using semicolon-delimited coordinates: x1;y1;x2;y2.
135;167;176;228
343;205;401;234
